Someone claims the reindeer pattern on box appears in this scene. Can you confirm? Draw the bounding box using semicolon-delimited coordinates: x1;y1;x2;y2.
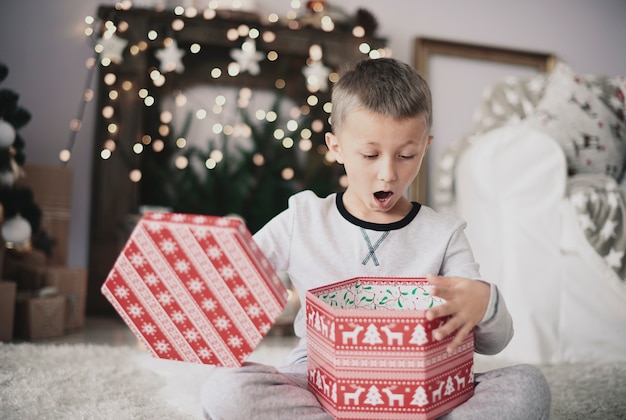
306;278;474;420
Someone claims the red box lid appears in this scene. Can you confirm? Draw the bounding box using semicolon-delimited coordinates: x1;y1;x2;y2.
101;212;287;366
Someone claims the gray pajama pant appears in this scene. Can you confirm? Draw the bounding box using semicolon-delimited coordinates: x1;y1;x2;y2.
201;361;551;419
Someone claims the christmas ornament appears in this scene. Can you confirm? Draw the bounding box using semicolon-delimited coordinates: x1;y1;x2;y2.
155;38;186;73
96;32;128;65
2;213;32;252
0;119;16;147
230;38;264;76
0;62;49;257
302;60;332;92
0;170;15;188
0;63;30;169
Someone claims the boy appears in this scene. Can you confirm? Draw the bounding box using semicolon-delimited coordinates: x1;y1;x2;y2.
201;58;551;419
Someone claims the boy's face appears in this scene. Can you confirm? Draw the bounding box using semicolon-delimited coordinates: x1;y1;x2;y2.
325;109;433;223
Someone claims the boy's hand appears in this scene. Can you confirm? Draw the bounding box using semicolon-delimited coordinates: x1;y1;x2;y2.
425;273;490;353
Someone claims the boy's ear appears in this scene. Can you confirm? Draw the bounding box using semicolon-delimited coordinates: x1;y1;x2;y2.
325;132;344;164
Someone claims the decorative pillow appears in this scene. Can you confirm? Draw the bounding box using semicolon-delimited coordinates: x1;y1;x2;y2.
470;73;546;134
524;62;626;180
433;74;547;212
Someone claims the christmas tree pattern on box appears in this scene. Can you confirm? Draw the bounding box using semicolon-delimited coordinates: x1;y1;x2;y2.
101;212;287;366
306;277;474;420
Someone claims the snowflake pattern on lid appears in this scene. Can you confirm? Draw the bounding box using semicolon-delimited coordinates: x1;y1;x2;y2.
101;212;288;367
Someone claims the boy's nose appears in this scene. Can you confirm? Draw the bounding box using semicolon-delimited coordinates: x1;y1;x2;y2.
378;159;397;183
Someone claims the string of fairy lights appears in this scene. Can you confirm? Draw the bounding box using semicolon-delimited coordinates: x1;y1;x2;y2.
59;0;390;185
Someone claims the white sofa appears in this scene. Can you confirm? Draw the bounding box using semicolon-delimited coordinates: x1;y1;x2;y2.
434;62;626;368
453;125;626;367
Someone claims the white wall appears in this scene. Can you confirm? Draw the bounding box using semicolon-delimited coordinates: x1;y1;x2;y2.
1;0;625;269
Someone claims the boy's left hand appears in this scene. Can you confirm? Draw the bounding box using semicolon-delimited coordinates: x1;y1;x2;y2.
425;273;490;353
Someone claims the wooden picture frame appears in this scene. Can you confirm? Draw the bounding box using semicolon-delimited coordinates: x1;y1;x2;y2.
410;37;557;204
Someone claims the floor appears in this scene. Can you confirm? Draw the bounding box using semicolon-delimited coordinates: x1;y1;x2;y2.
32;316;142;347
21;286;303;366
28;315;301;366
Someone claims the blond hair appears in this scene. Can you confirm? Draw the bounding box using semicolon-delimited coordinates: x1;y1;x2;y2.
330;58;432;134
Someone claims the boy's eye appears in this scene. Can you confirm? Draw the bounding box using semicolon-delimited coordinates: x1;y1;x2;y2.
362;153;377;159
400;154;415;160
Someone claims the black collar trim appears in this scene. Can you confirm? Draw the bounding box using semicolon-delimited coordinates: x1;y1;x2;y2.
335;192;421;232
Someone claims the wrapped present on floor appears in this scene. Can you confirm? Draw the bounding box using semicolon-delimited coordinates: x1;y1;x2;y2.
101;212;288;367
15;163;73;266
306;277;474;420
16;264;50;291
0;281;17;341
2;249;47;281
44;266;87;332
14;288;65;340
14;265;87;332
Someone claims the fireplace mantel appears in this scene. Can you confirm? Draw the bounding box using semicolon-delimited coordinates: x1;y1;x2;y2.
87;5;386;314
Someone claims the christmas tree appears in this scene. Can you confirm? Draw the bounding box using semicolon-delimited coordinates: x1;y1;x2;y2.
362;323;383;345
410;385;429;407
364;385;384;406
444;375;456;396
139;89;343;234
409;324;429;346
0;62;52;255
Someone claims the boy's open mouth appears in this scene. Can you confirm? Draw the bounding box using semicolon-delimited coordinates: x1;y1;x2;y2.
374;191;393;202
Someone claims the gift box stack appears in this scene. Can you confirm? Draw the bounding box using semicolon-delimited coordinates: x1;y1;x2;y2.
306;277;474;420
0;163;87;341
1;249;88;341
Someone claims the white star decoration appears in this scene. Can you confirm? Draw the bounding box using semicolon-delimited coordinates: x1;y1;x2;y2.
504;88;519;105
155;39;185;73
578;213;596;231
230;38;264;75
96;32;128;64
438;174;453;188
609;95;623;110
439;154;455;171
599;219;618;241
491;102;505;116
302;60;332;92
604;248;624;269
521;98;535;115
607;191;620;209
569;191;588;209
527;76;545;94
568;180;626;279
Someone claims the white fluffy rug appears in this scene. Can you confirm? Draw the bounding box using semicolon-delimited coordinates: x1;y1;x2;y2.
0;341;294;419
0;343;200;419
2;342;625;419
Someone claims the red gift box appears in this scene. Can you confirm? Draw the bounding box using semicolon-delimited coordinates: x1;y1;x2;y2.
101;212;288;366
306;277;474;420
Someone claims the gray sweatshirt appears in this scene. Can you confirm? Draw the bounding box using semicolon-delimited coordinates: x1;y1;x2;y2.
253;191;513;364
